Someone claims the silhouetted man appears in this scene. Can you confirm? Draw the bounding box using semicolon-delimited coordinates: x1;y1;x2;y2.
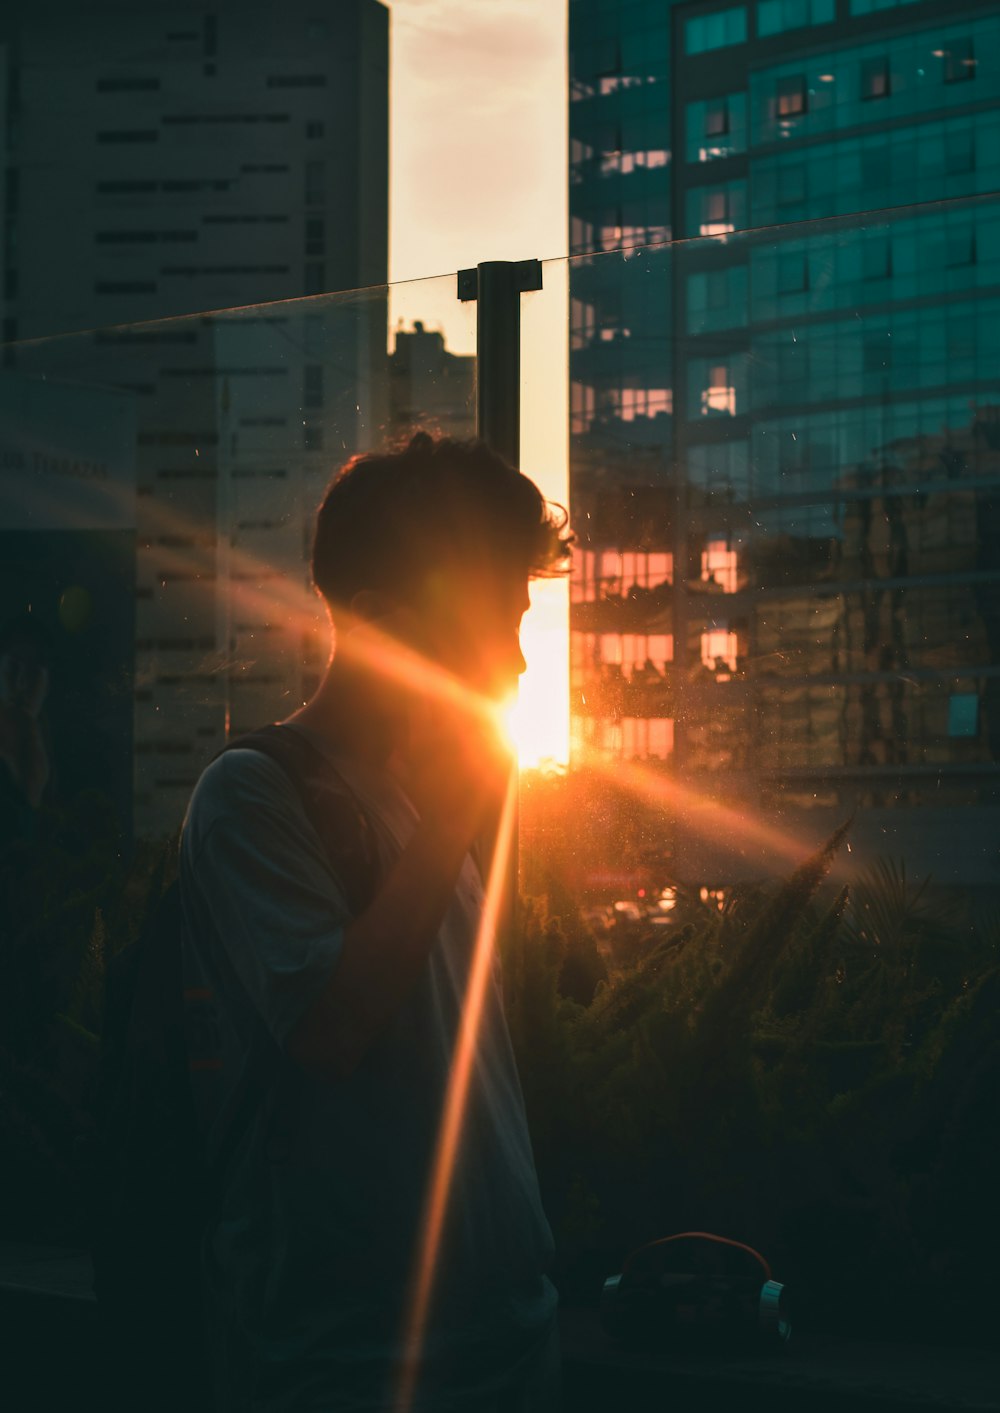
180;433;569;1412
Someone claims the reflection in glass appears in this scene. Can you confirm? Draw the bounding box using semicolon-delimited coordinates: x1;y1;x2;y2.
1;281;476;845
565;199;1000;885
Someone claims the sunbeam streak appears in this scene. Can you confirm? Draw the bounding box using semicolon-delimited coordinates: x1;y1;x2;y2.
588;753;810;869
393;775;519;1413
124;492;507;733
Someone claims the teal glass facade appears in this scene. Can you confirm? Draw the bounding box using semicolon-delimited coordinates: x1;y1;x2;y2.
568;0;1000;883
685;7;748;53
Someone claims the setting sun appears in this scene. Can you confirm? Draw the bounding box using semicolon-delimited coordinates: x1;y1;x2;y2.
503;577;570;770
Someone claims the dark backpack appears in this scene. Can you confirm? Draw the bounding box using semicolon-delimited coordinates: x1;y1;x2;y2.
92;724;379;1413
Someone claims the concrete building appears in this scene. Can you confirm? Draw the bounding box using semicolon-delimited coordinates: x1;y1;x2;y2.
388;321;476;443
1;0;387;340
569;0;1000;885
0;0;389;837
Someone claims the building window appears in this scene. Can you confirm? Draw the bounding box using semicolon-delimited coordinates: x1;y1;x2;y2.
862;145;890;189
850;0;919;11
777;256;808;293
757;0;834;37
701;627;738;672
863;334;891;374
160;264;289;276
570;298;595;351
303;365;323;409
946;227;976;267
162;113;290;125
705;271;730;309
96;77;161;92
97;129;159;142
570;215;594;254
96;230;197;243
945;128;976;175
614;387;673;420
861;57;890;100
947;693;978;738
95;280;157;293
775;75;806;117
690;182;746;236
705;102;729;137
571;381;596;434
304;424;324;451
940;38;975;84
305;161;325;207
776;163;806;207
305;216;325;256
702;364;737;416
701;535;739;592
306;120;325;139
303;315;324;357
268;74;327;88
688;93;747;163
598;125;623;175
707;191;730;234
946;316;976;365
862;238;892;280
685;7;747;55
304;262;326;295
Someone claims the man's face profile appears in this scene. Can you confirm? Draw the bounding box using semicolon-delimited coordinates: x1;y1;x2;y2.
417;564;530;704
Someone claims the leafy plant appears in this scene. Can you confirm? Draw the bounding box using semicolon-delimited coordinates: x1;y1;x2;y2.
503;801;1000;1347
4;777;999;1349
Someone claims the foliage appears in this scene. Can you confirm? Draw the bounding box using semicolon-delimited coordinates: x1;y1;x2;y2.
3;785;999;1350
0;793;175;1243
502;828;1000;1348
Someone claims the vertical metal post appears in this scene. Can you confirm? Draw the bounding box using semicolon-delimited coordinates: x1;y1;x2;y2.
457;259;543;932
458;260;542;463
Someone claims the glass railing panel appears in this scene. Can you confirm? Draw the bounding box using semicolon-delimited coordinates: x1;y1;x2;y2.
520;194;1000;1346
1;274;476;851
1;269;477;1244
554;191;1000;893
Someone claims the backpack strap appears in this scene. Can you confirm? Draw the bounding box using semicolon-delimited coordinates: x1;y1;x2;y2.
218;723;378;916
203;723;379;1185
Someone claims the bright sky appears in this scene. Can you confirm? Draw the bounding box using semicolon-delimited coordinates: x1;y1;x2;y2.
387;0;570;766
388;0;567;284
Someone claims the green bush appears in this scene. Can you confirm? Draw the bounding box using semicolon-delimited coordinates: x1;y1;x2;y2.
503;828;1000;1347
3;789;998;1349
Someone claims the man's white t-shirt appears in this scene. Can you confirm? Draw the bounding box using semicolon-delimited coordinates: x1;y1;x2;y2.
179;724;557;1412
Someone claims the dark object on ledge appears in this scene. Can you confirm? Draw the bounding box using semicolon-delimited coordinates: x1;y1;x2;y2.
601;1232;791;1353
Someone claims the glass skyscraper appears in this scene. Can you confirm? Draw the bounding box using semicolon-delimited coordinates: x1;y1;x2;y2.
568;0;1000;884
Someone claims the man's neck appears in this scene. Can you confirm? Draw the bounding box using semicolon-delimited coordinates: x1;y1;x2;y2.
286;660;398;768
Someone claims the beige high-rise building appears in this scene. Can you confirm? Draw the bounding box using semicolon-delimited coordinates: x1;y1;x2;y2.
0;0;389;837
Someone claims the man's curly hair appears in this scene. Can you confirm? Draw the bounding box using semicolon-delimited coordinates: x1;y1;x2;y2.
311;432;571;614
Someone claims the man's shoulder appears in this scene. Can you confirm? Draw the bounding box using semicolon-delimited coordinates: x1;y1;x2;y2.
182;745;301;851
